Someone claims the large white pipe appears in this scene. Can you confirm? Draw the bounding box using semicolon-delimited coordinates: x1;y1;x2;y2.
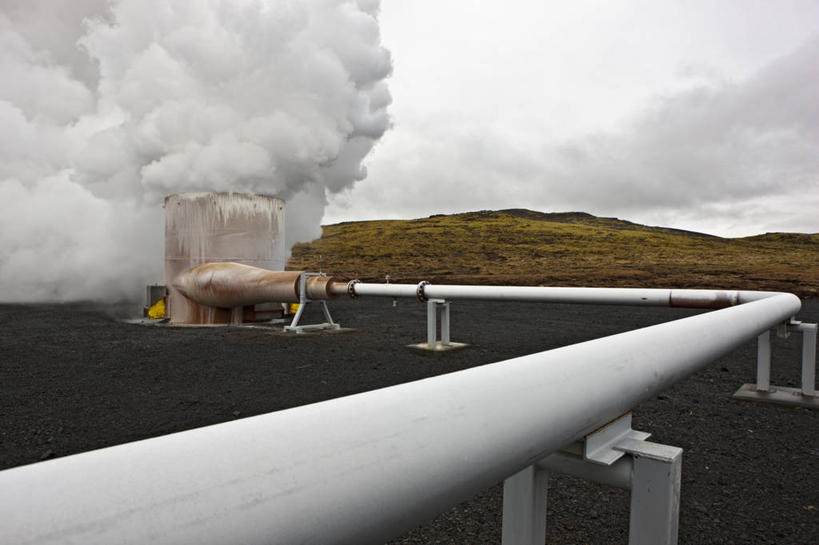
349;282;784;309
0;292;800;544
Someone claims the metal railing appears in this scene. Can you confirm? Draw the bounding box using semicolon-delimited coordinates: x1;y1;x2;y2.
0;287;805;544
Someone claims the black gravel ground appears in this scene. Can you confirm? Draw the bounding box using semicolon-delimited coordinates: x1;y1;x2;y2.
1;297;818;544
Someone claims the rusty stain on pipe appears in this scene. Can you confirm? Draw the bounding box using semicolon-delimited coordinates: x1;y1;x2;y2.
328;279;353;298
669;290;741;309
304;275;345;301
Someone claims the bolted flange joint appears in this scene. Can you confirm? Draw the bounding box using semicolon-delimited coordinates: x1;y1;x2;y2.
347;279;361;298
416;280;430;302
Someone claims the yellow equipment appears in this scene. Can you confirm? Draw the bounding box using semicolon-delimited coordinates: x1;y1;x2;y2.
148;298;166;319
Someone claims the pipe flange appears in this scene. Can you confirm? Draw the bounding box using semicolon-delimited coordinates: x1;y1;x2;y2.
416;280;430;302
347;279;361;298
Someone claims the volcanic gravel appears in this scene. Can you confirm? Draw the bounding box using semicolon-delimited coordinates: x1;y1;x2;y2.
1;297;818;544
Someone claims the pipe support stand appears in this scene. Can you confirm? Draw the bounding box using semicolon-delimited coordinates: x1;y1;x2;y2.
503;431;682;545
283;273;341;334
748;322;816;398
413;299;462;351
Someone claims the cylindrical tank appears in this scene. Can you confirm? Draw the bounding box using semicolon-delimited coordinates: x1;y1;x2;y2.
164;192;286;324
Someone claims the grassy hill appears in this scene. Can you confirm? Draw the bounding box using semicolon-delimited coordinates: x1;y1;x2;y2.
288;209;819;297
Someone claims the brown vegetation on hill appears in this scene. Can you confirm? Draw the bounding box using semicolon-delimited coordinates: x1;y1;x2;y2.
288;210;819;297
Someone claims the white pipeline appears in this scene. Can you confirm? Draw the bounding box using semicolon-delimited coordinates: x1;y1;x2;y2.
348;281;782;309
0;292;800;544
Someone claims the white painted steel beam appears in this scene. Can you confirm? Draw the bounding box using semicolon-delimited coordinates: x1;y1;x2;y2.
0;292;800;544
794;322;817;396
756;330;772;392
502;465;548;545
426;298;437;345
620;439;683;545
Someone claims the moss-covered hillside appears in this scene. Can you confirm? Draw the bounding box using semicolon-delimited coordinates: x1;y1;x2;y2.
288;209;819;297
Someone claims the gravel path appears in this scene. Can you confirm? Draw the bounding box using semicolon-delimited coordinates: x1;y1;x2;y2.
1;297;817;544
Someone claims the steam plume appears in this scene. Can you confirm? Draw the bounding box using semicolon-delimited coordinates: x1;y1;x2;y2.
0;0;391;302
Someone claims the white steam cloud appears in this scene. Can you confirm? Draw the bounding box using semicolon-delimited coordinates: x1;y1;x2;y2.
0;0;391;302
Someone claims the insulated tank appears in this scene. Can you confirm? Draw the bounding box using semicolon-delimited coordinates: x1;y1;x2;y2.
164;192;286;324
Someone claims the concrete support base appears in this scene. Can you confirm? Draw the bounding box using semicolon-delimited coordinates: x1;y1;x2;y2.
732;383;819;409
407;341;469;352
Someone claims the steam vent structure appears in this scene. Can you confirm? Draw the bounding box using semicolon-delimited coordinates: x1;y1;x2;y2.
164;192;286;324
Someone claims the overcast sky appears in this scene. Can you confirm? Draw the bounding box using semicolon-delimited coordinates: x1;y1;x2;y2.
324;0;819;237
1;0;817;301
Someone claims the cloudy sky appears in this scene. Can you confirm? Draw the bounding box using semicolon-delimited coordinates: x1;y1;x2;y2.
325;0;819;237
0;0;817;301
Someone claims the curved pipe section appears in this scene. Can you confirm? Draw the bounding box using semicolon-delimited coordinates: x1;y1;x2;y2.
0;292;800;544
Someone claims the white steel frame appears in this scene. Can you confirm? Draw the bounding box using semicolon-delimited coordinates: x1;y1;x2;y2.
283;272;341;334
733;320;818;408
407;298;468;351
502;412;681;545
